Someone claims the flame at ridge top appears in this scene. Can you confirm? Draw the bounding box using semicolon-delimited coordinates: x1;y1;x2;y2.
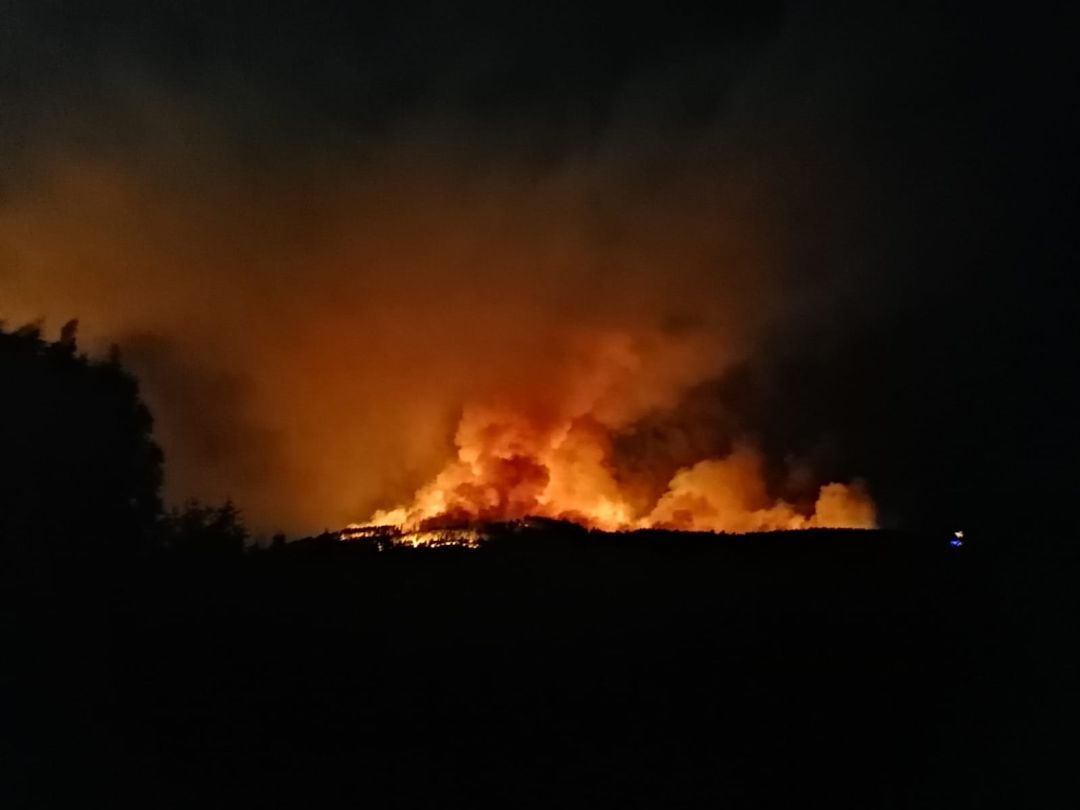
359;331;876;536
364;433;875;535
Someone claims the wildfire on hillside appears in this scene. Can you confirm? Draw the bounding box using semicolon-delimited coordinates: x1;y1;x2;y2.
343;330;876;548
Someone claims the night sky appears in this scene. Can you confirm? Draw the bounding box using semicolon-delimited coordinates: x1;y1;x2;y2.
1;2;1074;534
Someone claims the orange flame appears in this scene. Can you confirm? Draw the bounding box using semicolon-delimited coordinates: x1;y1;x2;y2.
360;331;876;535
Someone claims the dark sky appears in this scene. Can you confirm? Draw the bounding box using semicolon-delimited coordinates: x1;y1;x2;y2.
1;2;1074;532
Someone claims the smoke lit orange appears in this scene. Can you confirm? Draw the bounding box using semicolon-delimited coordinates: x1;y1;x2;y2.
353;330;875;537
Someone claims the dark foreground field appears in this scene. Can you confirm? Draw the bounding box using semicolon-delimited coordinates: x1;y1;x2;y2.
7;528;1076;808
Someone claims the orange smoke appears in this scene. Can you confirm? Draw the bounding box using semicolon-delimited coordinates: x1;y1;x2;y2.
364;331;875;534
2;127;872;536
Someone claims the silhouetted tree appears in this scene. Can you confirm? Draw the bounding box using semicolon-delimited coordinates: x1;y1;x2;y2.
0;320;164;566
158;499;249;556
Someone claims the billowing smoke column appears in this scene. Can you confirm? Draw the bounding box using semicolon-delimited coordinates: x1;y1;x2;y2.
0;5;905;535
365;329;875;534
0;150;880;536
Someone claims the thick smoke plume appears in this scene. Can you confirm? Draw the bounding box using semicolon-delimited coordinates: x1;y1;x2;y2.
0;4;925;533
2;147;809;533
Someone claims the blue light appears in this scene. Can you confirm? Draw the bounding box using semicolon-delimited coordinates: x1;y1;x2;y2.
949;539;963;548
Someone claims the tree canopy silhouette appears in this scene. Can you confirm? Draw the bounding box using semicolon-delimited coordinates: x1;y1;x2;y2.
0;320;164;562
159;498;248;557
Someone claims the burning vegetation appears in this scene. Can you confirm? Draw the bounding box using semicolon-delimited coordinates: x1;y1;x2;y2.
345;330;876;548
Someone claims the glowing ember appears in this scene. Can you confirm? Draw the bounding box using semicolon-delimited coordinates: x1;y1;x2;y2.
340;519;554;549
350;331;876;541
